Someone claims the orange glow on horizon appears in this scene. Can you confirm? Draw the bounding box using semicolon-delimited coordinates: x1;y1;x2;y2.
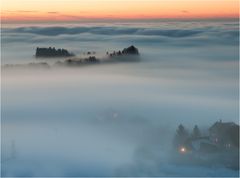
1;0;239;22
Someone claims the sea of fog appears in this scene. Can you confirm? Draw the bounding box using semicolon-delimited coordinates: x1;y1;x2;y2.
1;19;239;177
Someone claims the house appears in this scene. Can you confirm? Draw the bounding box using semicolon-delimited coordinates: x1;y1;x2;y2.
209;120;239;149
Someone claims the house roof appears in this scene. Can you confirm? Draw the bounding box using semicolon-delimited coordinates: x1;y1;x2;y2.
209;121;238;133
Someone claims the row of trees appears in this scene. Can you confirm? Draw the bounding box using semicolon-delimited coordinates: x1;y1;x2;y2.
36;47;74;57
174;124;201;147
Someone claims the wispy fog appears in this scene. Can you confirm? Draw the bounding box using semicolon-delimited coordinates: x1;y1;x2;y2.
1;19;239;176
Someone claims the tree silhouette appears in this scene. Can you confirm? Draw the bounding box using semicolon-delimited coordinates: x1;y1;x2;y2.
173;124;189;147
191;125;201;139
107;45;139;57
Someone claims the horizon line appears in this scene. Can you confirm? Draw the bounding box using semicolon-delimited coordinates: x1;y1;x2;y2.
2;16;239;24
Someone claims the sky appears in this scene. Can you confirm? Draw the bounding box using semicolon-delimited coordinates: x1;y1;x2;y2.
1;0;239;22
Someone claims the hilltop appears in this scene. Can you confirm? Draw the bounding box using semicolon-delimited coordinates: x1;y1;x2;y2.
35;47;75;58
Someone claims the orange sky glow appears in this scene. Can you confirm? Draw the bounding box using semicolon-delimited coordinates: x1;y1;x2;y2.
1;0;239;22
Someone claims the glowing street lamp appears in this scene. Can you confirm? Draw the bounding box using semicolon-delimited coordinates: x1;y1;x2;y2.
180;147;186;153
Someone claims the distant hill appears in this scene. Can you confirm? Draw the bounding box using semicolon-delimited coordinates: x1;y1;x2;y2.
107;45;139;57
35;47;75;58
